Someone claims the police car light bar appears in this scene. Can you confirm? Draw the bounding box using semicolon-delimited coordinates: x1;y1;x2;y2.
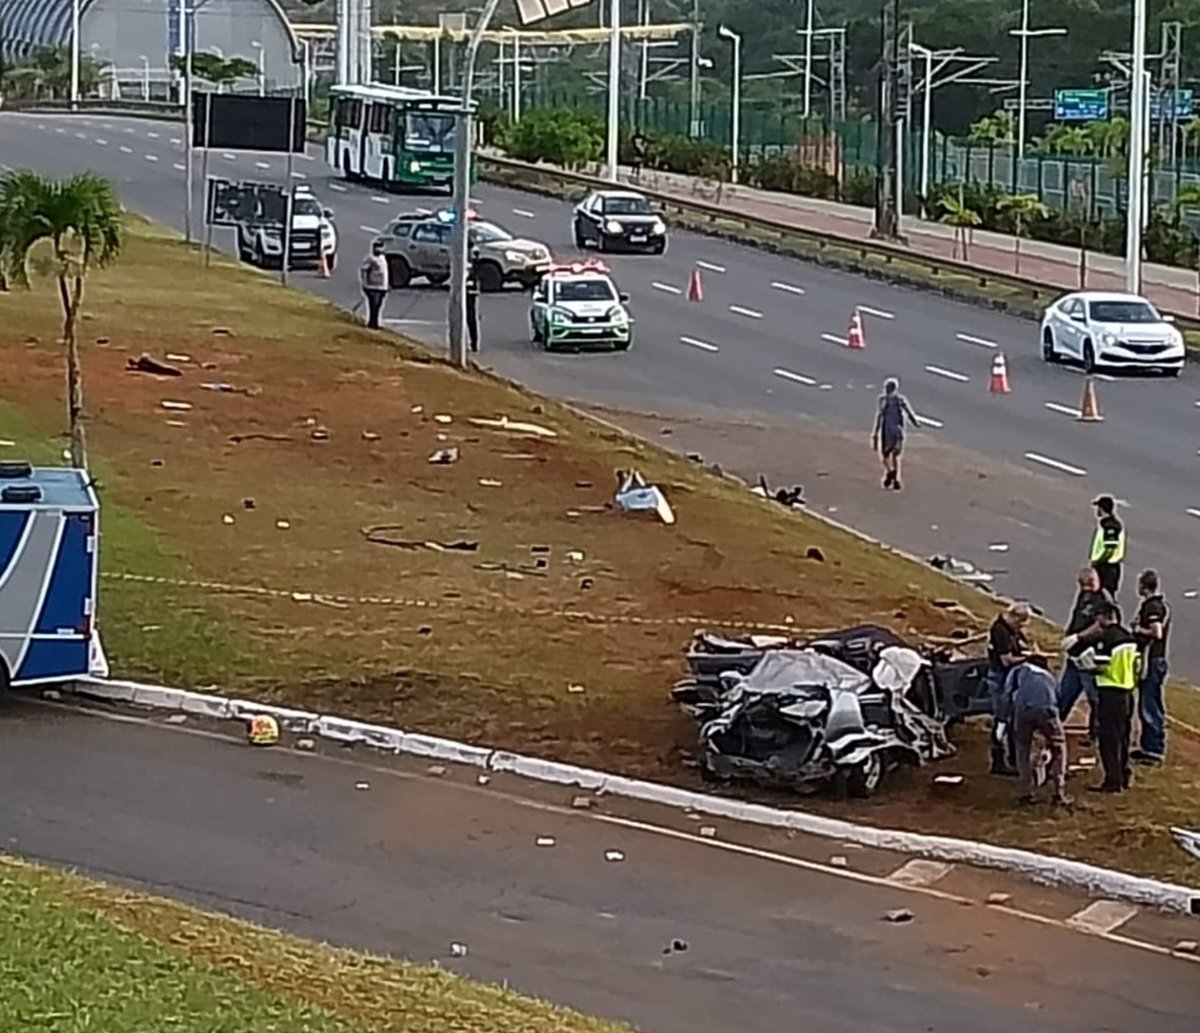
434;207;479;223
548;259;610;275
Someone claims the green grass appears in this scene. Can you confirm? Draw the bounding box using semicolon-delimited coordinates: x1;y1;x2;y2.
0;856;632;1033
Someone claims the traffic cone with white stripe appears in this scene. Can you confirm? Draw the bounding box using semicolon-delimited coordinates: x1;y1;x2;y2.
989;353;1011;395
686;267;703;302
846;308;865;350
1077;376;1104;422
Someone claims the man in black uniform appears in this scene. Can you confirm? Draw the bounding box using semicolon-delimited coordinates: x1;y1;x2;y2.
986;602;1032;775
466;249;481;353
1074;602;1138;793
1058;566;1117;745
1089;495;1126;596
1132;568;1170;766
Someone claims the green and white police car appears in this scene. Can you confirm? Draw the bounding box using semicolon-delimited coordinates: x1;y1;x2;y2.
529;261;633;352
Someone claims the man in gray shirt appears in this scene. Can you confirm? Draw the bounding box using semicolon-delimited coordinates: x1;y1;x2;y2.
1004;652;1070;806
871;377;920;490
359;239;390;329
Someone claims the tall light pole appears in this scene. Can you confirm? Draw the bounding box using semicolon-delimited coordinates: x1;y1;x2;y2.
718;25;741;184
1009;0;1066;160
605;0;621;181
70;0;81;108
251;40;265;95
1126;0;1148;292
802;0;814;118
909;41;932;215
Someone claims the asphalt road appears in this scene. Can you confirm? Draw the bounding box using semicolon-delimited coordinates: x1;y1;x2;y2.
2;701;1197;1033
4;112;1200;677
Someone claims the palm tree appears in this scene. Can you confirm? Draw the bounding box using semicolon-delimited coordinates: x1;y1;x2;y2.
939;188;983;260
0;171;123;469
996;193;1050;275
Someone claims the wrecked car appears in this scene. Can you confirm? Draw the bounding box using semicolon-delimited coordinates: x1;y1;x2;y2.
672;624;989;798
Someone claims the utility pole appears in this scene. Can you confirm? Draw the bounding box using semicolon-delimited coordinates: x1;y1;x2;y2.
872;0;903;241
688;0;701;135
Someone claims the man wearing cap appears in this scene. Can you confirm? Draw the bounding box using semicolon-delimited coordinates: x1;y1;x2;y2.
871;377;921;491
1073;602;1138;793
985;602;1032;776
1089;495;1126;596
1003;651;1070;806
1132;568;1171;767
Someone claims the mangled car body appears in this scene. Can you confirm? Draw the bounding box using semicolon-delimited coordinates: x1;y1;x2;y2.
672;624;986;798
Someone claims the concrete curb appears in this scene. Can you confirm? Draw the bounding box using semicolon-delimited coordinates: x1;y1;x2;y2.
68;676;1199;915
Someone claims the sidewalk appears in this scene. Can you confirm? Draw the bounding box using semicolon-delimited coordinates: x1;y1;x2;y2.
505;154;1200;317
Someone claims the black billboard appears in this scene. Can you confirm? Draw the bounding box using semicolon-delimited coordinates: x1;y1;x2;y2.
192;93;307;153
205;178;288;228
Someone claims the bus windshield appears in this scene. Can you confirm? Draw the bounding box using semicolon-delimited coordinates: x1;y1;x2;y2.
405;112;456;151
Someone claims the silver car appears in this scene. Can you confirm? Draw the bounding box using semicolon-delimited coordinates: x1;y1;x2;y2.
377;211;551;291
1040;291;1185;376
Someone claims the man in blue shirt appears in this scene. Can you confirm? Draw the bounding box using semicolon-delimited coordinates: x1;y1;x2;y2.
1004;652;1070;807
871;377;921;490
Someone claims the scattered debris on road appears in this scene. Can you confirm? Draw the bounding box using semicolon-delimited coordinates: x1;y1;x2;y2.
604;850;625;863
615;469;675;525
246;714;280;746
296;738;315;752
449;942;469;957
355;781;370;791
160;399;192;411
535;836;556;848
751;475;805;508
662;938;689;954
570;795;594;810
427;765;447;777
986;892;1012;906
883;908;914;924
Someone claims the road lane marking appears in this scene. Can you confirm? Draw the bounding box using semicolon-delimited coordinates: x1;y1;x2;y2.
914;413;944;429
1066;900;1138;935
729;304;762;319
171;137;182;145
360;225;381;235
255;161;270;169
222;152;236;161
329;182;347;191
145;154;159;162
147;131;159;139
858;305;894;319
771;281;806;295
957;332;998;349
55;127;65;134
820;333;849;346
1045;401;1082;418
696;260;726;273
1187;508;1200;520
512;207;536;218
887;859;954;887
372;195;390;204
679;335;719;353
291;171;307;179
1025;452;1087;477
301;153;315;161
74;131;87;139
652;282;682;295
773;367;816;386
119;145;132;153
95;138;108;146
924;364;970;383
173;163;185;171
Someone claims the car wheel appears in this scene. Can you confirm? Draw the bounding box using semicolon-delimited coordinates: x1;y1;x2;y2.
614;336;632;352
1041;327;1058;363
325;252;337;273
254;240;267;268
652;239;667;256
0;658;10;697
845;752;885;799
476;261;504;293
387;256;411;289
1082;340;1097;374
1166;366;1182;378
427;272;449;287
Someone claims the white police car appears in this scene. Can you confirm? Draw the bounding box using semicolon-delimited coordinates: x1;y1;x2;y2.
529;261;633;352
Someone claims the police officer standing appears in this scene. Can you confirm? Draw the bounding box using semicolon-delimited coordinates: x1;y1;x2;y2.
1132;568;1170;767
1089;495;1126;596
466;249;481;354
1075;603;1138;793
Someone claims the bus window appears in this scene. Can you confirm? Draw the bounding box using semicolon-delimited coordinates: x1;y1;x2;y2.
404;111;455;152
369;103;391;135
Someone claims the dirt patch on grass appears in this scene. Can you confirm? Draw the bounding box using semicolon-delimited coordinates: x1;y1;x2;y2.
3;218;1197;884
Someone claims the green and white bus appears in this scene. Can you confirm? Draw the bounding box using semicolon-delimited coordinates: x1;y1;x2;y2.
325;83;461;193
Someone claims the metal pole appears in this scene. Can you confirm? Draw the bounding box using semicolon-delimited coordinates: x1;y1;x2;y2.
720;27;740;184
303;39;311;105
638;0;649;101
433;36;441;92
183;5;195;243
281;96;297;286
447;0;504;368
896;115;904;226
513;32;521;122
688;0;700;135
605;0;621;181
200;90;212;262
70;0;81;108
1016;0;1028;159
803;0;814;118
920;47;931;213
1127;0;1148;293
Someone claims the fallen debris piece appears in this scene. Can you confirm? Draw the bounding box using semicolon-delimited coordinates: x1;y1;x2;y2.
928;554;996;589
127;354;183;377
829;855;848;868
222;514;235;525
805;546;825;562
296;738;316;752
164;714;187;725
751;475;805;508
434;414;453;425
355;781;370;791
615;469;675;525
310;427;330;441
662;939;689;955
160;400;193;411
229;432;293;444
42;689;61;702
361;430;381;442
605;850;625;863
932;774;965;786
567;683;585;694
0;439;15;448
883;908;914;924
246;714;280;746
478;478;502;488
477;774;491;786
275;519;291;530
570;795;593;810
427;765;447;777
535;836;556;848
566;550;584;563
1171;827;1200;862
243;498;257;510
698;826;717;838
986;892;1011;906
428;446;459;465
411;404;424;414
165;352;192;363
201;381;259;396
450;942;469;958
469;415;558;439
362;525;478;552
1174;940;1198;955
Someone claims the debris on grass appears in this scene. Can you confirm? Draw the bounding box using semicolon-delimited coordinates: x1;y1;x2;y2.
160;399;192;411
469;415;558;438
275;519;291;530
428;446;459;464
127;354;183;377
479;478;503;488
615;469;675;525
229;432;293;444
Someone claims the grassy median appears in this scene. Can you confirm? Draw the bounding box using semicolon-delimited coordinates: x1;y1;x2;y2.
1;215;1198;885
0;856;630;1033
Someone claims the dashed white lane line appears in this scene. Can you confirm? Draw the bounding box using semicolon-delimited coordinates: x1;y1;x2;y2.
729;304;762;320
372;195;390;205
74;131;87;140
222;152;236;161
957;332;998;349
887;859;954;887
329;182;347;192
679;335;719;353
696;260;726;273
652;281;682;295
147;131;159;139
1065;900;1139;935
173;163;185;171
924;364;970;383
171;137;181;145
820;333;849;346
101;122;112;130
255;161;271;169
145;154;159;162
95;138;108;146
360;225;381;235
301;153;316;161
124;127;136;134
119;145;132;154
512;207;536;218
55;127;65;134
1045;401;1082;418
771;281;806;296
291;171;307;179
858;305;894;320
1025;452;1087;477
1187;508;1200;520
914;413;944;429
773;367;817;386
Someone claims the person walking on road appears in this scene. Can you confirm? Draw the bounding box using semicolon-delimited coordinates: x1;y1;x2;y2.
466;249;481;353
1075;602;1138;793
871;377;921;491
359;239;390;330
1004;652;1070;807
1089;495;1126;596
1058;566;1116;745
986;602;1032;776
1132;568;1170;767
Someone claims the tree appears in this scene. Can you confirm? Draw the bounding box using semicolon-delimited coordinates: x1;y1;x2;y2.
168;52;259;90
0;45;108;101
0;171;123;469
939;188;982;260
996;193;1050;275
968;110;1015;148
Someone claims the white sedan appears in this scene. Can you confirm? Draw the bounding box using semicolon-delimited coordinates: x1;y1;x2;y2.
1040;291;1184;376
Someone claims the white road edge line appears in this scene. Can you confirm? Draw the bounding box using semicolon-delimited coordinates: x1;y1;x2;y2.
1024;452;1088;477
652;282;682;295
773;367;816;386
695;260;726;273
771;281;806;295
729;305;763;320
1045;402;1082;418
512;208;536;218
858;305;894;320
820;333;848;346
679;335;719;353
957;332;999;349
924;365;970;383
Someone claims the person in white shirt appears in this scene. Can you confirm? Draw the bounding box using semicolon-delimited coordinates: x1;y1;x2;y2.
359;240;389;329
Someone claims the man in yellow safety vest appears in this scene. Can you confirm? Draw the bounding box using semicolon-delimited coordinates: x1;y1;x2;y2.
1089;495;1126;596
1072;602;1137;794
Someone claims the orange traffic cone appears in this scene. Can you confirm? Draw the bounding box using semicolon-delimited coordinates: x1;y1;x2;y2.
846;308;865;350
318;250;331;279
989;353;1011;395
1077;376;1104;422
686;267;703;302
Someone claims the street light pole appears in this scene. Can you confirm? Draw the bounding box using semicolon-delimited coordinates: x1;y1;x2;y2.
605;0;621;181
70;0;81;108
909;42;932;215
1009;1;1067;160
718;26;741;184
1126;0;1148;292
802;0;814;118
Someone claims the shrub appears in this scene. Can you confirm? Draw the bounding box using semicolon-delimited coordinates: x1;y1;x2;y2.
498;109;603;170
